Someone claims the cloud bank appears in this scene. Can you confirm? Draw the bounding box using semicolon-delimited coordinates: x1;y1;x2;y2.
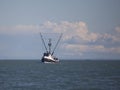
0;21;120;59
40;21;120;56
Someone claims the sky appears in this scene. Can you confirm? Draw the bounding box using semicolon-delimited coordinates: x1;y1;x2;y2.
0;0;120;59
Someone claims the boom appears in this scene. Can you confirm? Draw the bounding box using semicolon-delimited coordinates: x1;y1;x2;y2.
52;33;62;55
40;33;48;52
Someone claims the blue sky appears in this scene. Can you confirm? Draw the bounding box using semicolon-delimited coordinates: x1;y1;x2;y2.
0;0;120;59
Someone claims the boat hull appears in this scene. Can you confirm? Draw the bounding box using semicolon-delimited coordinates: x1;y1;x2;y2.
41;54;59;63
41;58;59;63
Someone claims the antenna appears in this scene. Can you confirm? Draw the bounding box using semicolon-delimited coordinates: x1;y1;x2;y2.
52;33;62;55
40;33;48;52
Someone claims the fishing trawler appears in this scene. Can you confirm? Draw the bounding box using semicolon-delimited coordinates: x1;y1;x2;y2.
40;33;62;63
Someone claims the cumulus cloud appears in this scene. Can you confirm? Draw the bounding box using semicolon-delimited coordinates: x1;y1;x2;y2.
40;21;120;55
0;21;120;57
115;27;120;33
61;44;120;53
40;21;100;43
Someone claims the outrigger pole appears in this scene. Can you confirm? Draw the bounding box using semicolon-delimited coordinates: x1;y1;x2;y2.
52;33;63;55
40;33;48;52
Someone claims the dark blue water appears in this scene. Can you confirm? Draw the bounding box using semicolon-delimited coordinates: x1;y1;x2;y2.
0;60;120;90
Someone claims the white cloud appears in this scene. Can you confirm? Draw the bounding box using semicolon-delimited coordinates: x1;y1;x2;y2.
62;44;103;53
115;27;120;33
40;21;99;43
0;21;120;58
60;43;120;57
0;21;114;43
40;21;120;55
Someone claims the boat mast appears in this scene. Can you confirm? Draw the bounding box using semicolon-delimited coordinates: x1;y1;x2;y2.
48;38;52;54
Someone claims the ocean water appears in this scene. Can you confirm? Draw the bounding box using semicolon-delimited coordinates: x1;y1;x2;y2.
0;60;120;90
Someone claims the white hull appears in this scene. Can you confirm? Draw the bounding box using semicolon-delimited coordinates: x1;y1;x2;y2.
41;53;59;63
44;61;59;64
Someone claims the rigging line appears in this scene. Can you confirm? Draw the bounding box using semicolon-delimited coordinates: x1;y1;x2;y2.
52;33;63;55
40;32;48;52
